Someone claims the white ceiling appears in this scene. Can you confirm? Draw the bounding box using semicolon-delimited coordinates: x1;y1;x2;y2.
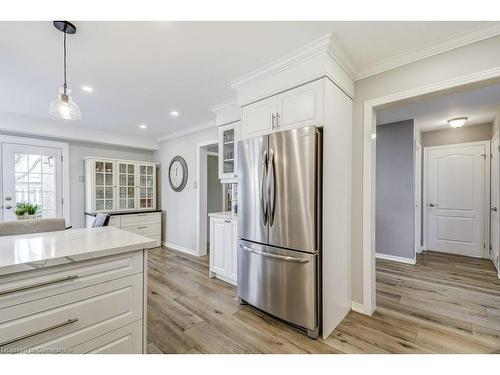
0;21;498;141
377;83;500;132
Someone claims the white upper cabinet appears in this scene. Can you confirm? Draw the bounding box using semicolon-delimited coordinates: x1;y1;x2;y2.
85;158;157;213
218;121;241;182
276;79;324;130
241;79;324;139
242;97;276;138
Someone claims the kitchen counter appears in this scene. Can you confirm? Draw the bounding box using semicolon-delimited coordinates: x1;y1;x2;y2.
208;211;238;220
84;209;162;216
0;226;155;277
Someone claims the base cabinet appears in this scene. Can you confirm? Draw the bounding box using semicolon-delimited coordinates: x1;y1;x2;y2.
209;216;237;285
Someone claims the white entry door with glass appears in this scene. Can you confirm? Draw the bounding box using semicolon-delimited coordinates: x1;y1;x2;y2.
2;143;62;221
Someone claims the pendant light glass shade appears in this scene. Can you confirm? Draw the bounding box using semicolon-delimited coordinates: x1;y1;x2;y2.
49;86;81;120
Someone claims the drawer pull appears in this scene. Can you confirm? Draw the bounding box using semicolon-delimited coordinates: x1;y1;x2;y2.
239;244;309;263
136;214;147;217
0;318;79;347
0;275;78;296
137;226;147;229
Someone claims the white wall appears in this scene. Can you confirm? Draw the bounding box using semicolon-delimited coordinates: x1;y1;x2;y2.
69;142;155;228
352;35;500;305
154;126;218;252
422;122;492;147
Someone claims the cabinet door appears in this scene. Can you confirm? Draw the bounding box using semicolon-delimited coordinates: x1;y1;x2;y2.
118;162;136;210
228;220;238;283
218;121;241;181
210;218;226;276
241;97;276;139
94;160;115;211
275;80;324;131
137;164;156;209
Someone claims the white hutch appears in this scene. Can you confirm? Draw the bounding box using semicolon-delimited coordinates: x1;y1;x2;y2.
84;157;161;247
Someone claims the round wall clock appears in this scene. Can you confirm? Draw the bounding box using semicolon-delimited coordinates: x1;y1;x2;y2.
168;156;188;192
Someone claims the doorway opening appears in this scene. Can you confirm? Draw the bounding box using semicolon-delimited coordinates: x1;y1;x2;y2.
367;78;500;336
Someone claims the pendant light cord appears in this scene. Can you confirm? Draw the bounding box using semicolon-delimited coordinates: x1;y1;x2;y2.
63;30;67;93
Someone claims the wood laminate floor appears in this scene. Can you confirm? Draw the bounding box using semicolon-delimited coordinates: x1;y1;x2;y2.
146;248;500;353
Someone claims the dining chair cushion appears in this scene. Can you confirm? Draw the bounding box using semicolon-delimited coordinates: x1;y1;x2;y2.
0;218;66;236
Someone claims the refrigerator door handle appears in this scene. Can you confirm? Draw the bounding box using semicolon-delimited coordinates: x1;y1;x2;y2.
268;150;276;226
260;150;268;225
239;244;310;263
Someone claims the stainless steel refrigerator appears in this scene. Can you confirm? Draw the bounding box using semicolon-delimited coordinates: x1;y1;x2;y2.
237;125;322;338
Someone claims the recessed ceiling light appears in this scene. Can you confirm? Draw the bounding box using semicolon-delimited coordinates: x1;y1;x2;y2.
81;86;93;93
447;117;468;128
139;124;147;129
170;111;179;117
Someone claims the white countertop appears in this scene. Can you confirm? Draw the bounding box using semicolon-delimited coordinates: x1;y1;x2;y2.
208;211;238;220
0;227;156;276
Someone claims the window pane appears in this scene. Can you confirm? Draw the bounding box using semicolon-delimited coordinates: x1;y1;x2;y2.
146;176;153;187
147;166;153;175
42;156;55;173
140;165;146;174
140;199;146;208
105;200;113;210
128;199;135;209
42;174;55;191
128;187;134;197
15;153;28;172
15;172;29;186
96;200;104;211
147;187;153;198
29;173;41;184
128;164;134;174
29;191;41;205
96;187;104;199
119;164;126;173
120;187;126;198
140;175;146;186
128;175;134;186
105;187;113;199
140;187;146;198
42;193;56;217
28;154;42;173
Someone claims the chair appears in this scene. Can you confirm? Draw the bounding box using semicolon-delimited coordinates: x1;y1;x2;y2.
0;218;66;236
92;213;110;227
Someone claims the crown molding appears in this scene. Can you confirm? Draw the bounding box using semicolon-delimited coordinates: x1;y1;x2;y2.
229;33;356;90
355;23;500;81
157;120;217;142
210;99;238;113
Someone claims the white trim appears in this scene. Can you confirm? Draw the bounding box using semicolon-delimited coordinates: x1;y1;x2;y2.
196;139;219;257
423;141;491;258
162;241;199;256
375;253;416;265
157;121;217;143
351;302;365;314
0;134;71;226
362;67;500;317
210;99;238;113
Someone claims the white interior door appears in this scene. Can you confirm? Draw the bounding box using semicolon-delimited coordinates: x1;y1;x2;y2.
491;136;499;270
2;143;62;221
426;143;487;258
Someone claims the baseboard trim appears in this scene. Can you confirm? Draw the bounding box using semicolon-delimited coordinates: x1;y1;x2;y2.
376;252;416;265
162;241;199;256
351;302;365;314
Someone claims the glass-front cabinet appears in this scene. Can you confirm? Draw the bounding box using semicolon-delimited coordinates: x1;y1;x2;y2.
218;120;241;182
85;158;157;213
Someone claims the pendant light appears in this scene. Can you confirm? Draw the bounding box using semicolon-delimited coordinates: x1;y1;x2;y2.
49;21;81;120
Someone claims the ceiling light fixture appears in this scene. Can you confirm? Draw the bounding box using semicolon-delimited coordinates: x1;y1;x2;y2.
81;86;93;93
447;117;468;128
170;111;179;117
49;21;81;120
139;124;147;129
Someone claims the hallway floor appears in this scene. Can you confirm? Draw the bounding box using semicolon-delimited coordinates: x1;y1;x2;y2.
146;248;500;353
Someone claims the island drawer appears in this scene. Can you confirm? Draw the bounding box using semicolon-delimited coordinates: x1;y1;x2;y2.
0;273;143;352
0;251;143;310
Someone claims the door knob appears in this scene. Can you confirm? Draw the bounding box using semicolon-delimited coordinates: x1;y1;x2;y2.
5;197;11;201
492;207;498;212
428;203;436;207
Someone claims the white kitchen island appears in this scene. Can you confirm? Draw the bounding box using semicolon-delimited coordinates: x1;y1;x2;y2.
0;227;155;354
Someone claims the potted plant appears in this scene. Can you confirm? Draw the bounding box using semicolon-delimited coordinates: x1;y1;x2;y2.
15;202;42;220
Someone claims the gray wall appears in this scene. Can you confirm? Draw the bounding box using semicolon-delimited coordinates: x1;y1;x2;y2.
207;154;223;237
376;120;415;260
422;122;492;147
69;142;155;228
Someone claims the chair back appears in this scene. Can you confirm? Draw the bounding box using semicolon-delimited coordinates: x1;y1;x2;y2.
92;213;110;227
0;218;66;236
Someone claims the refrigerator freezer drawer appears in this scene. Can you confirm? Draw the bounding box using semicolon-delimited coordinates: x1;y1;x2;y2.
237;240;318;331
